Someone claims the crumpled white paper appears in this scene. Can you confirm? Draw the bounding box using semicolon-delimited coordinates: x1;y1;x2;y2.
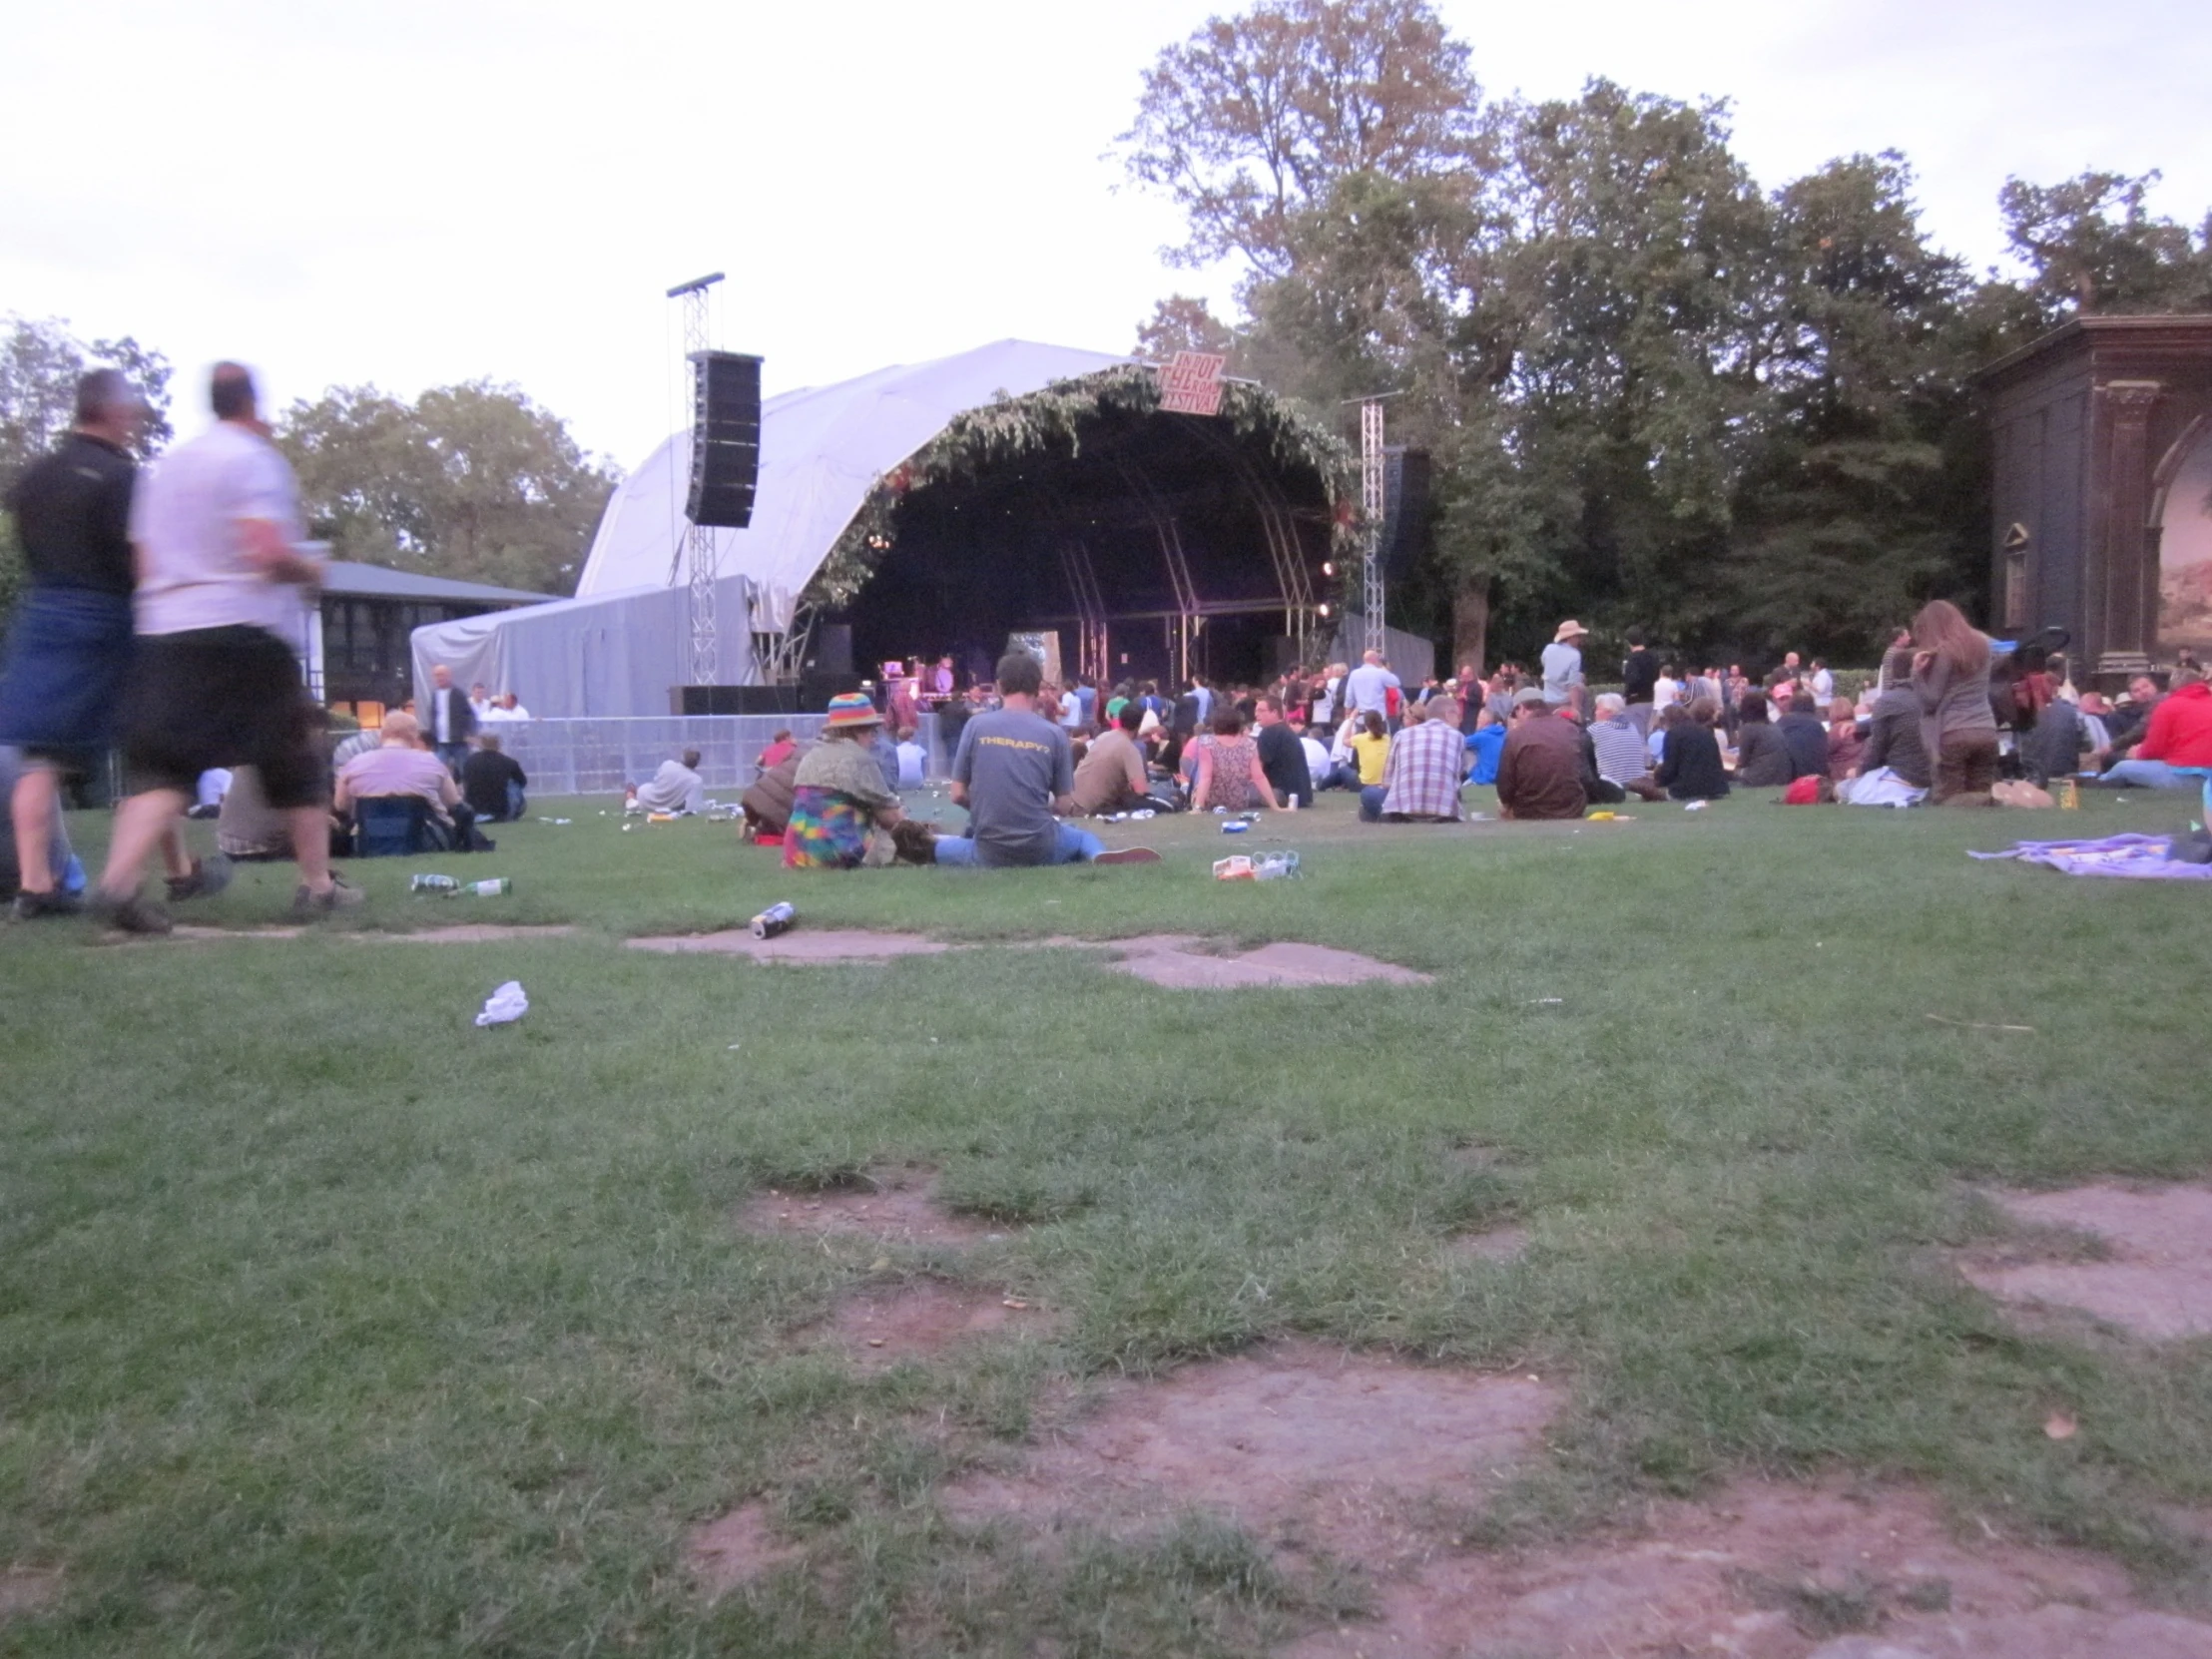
474;980;529;1027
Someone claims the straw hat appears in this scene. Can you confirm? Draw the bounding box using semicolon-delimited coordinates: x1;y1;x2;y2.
822;692;882;731
1553;619;1588;643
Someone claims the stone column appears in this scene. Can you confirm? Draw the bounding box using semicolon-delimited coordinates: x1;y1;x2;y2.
2096;380;2162;678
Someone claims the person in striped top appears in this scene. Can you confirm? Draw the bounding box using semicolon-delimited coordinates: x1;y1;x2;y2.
1587;694;1664;801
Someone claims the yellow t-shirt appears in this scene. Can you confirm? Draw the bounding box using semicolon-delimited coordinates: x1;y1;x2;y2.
1352;731;1390;787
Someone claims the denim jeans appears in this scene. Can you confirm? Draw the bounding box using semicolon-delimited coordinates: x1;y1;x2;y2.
2099;759;2189;791
1359;785;1387;822
933;822;1104;866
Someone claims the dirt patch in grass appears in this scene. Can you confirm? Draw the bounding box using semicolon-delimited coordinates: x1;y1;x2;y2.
1960;1184;2212;1341
0;1567;61;1617
736;1170;1010;1248
1285;1477;2212;1659
627;927;949;962
943;1341;1557;1566
828;1281;1051;1370
688;1499;801;1598
1104;938;1432;990
1447;1225;1530;1263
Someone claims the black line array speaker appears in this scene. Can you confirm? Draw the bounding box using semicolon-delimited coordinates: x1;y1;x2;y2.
798;671;854;715
808;624;854;678
687;350;763;529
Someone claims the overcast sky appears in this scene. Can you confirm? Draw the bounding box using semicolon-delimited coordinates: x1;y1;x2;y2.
4;0;2205;468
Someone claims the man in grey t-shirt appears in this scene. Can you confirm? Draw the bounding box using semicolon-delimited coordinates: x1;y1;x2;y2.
936;651;1157;867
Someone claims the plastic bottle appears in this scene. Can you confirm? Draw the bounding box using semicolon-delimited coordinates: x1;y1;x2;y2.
466;878;512;897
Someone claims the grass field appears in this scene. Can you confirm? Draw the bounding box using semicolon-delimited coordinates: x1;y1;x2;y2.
4;786;2211;1656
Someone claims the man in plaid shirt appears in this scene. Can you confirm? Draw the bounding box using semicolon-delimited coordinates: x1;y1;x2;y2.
1361;698;1465;823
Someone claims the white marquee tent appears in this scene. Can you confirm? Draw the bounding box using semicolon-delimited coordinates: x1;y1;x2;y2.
412;339;1127;716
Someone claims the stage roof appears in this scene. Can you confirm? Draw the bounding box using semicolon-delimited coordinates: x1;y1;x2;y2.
322;560;556;606
575;338;1128;630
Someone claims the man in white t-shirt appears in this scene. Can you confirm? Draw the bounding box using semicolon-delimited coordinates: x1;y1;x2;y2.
94;362;362;932
482;692;531;722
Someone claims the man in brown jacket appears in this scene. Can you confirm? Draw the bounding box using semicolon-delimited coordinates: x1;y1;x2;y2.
1496;688;1589;821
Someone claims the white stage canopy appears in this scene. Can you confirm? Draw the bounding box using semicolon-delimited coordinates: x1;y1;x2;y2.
576;338;1128;631
412;339;1128;715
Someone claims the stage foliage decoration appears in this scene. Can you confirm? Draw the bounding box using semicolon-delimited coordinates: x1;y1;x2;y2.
801;365;1358;611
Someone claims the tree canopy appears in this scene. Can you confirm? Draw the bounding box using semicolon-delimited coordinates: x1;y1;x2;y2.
1124;0;2212;673
276;382;619;598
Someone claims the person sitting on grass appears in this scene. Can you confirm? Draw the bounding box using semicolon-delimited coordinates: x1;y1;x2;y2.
784;695;912;868
1253;696;1313;808
1656;700;1731;802
631;749;705;816
757;729;797;775
1363;698;1464;823
933;651;1158;867
1732;690;1792;787
1291;711;1335;793
2096;667;2212;791
1464;707;1506;785
1192;707;1280;814
1495;688;1588;821
1775;691;1832;781
1826;698;1866;781
1069;702;1162;817
459;733;527;823
1350;709;1390;789
1587;692;1665;802
333;711;474;848
741;741;807;840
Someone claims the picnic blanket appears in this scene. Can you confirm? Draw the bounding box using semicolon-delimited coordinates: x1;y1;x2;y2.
1969;831;2212;880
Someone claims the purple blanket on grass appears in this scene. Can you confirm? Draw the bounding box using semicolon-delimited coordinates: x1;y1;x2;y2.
1968;832;2212;880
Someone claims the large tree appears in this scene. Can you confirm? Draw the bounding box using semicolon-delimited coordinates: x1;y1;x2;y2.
2000;170;2212;323
1121;0;2192;673
0;315;173;622
277;381;618;597
1119;0;1492;276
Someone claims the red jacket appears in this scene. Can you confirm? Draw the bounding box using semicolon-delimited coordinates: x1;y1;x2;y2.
2138;681;2212;768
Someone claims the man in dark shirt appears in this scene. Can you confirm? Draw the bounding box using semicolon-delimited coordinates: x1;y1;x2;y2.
459;733;528;821
1775;691;1832;780
1620;628;1660;735
1495;688;1589;821
0;370;194;915
1252;695;1313;807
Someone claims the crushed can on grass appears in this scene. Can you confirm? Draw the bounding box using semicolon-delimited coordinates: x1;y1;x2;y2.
751;901;797;940
410;874;511;897
410;873;460;894
1221;820;1251;833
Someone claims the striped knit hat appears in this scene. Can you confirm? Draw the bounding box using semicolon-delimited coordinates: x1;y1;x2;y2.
822;692;882;731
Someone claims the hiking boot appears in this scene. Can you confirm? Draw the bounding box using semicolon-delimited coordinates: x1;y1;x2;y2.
291;875;366;918
10;887;82;920
1092;846;1162;865
165;853;235;903
88;888;174;935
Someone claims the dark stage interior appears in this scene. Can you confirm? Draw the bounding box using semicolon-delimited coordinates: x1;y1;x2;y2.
831;402;1334;691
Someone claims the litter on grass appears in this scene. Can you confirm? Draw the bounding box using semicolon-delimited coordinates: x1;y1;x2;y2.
474;981;528;1026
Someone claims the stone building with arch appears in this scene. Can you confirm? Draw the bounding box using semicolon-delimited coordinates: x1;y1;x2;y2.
1982;315;2212;683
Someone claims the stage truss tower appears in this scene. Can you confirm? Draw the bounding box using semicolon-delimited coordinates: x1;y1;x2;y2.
1360;398;1387;641
672;275;722;686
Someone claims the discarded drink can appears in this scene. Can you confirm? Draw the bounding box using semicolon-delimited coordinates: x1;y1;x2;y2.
2059;778;2080;811
410;873;459;893
751;900;797;939
1221;821;1250;833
